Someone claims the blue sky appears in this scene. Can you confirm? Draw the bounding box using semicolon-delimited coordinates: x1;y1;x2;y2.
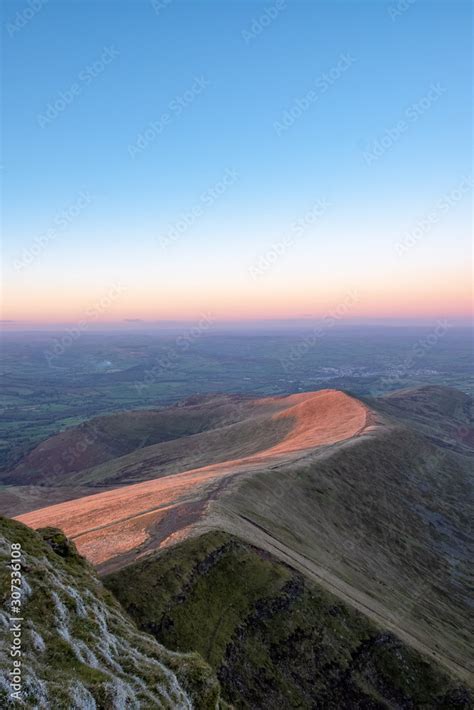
2;0;472;322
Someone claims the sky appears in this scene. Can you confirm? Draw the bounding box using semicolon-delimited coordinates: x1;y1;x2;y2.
1;0;472;325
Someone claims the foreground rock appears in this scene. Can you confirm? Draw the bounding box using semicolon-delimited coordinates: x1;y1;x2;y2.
0;517;226;709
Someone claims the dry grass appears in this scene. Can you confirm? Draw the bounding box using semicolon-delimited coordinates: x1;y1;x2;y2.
15;390;367;569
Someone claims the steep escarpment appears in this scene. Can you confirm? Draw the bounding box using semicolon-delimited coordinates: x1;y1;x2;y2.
105;531;473;709
0;517;226;709
206;424;473;683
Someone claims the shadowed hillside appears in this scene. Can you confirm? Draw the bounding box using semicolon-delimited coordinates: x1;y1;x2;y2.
203;425;473;683
106;531;472;709
370;385;474;454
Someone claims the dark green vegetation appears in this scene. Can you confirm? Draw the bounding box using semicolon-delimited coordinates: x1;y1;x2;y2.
1;326;472;472
106;531;473;709
0;517;227;708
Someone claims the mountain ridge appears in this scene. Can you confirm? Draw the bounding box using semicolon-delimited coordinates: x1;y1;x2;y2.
5;385;474;699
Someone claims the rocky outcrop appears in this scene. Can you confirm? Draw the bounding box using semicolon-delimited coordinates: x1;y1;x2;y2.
0;517;226;709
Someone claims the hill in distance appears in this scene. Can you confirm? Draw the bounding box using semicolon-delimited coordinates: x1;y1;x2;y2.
12;390;370;567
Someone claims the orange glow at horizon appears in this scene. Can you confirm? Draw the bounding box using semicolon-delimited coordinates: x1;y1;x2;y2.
3;248;472;324
2;278;472;324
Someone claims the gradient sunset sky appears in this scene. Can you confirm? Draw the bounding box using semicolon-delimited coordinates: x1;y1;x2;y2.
2;0;472;325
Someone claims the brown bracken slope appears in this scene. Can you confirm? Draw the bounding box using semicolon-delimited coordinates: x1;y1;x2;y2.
16;390;367;569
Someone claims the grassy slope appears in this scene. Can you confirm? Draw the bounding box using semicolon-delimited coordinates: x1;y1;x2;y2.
2;395;263;485
370;385;473;455
60;412;292;488
209;425;473;681
0;517;226;709
106;530;472;709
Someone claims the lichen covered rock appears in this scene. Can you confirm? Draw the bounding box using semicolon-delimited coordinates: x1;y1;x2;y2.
0;517;226;709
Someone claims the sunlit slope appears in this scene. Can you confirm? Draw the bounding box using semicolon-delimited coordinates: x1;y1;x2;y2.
15;390;367;568
5;390;366;490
